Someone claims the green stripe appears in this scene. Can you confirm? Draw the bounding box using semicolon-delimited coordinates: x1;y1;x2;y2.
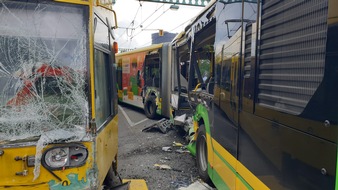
213;149;253;190
209;163;230;190
336;145;338;190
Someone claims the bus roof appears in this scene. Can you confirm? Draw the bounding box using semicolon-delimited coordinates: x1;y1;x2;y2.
117;43;163;57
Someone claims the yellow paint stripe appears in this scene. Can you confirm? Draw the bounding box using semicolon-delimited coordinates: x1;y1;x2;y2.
212;137;237;169
206;133;214;168
54;0;90;5
211;137;270;190
213;150;237;189
236;161;270;190
89;5;95;119
236;178;250;190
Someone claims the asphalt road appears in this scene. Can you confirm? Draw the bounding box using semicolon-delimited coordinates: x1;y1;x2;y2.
117;103;199;190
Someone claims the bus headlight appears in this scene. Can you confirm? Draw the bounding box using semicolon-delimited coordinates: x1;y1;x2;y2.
42;144;88;170
44;147;69;168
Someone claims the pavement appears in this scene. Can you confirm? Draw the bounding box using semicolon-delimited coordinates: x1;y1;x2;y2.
117;103;201;190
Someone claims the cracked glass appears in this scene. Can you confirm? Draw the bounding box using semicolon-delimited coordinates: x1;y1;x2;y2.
0;0;89;143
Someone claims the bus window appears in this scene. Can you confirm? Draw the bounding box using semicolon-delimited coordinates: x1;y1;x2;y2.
144;54;160;88
94;49;111;128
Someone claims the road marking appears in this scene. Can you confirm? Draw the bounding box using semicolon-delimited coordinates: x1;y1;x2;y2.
133;118;149;127
118;105;148;127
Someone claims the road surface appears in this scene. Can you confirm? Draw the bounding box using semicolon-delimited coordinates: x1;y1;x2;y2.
117;103;200;190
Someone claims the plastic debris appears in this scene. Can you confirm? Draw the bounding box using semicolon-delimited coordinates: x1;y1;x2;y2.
175;149;190;154
162;146;172;152
154;164;172;170
173;141;184;147
174;114;186;126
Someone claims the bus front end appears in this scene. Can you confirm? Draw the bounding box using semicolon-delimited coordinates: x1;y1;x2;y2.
0;0;98;189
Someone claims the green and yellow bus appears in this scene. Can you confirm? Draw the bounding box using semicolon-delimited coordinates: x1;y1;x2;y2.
173;0;338;189
0;0;123;189
116;43;173;119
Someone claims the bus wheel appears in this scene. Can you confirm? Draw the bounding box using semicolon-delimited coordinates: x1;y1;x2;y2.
144;96;157;119
196;124;211;183
103;161;121;189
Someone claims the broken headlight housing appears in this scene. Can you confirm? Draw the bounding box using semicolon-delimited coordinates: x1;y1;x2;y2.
42;144;88;170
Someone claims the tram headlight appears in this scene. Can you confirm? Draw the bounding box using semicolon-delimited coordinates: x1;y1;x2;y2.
42;144;88;170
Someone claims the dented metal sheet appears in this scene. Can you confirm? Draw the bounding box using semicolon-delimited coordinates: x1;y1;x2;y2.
0;1;89;144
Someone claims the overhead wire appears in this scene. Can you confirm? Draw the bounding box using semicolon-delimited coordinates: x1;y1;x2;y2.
121;4;171;47
119;3;165;47
139;17;193;47
118;2;142;38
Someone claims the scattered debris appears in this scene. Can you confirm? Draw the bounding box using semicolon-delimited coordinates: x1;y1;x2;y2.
173;141;184;147
142;118;172;134
170;176;192;189
175;149;190;154
162;146;172;152
154;164;172;170
174;114;186;126
178;180;215;190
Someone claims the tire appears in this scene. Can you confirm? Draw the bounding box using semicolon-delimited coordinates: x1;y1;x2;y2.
196;124;212;184
144;95;157;119
103;161;121;189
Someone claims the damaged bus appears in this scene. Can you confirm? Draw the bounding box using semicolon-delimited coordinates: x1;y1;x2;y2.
0;0;124;189
116;43;172;119
174;0;338;189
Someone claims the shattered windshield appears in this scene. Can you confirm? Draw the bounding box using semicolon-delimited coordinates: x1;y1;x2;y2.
0;0;89;143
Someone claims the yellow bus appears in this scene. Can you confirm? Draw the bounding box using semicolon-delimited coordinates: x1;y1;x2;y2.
116;43;173;119
0;0;124;189
173;0;338;189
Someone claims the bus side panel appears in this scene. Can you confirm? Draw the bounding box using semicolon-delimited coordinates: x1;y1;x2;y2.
116;52;146;109
95;116;118;190
238;111;336;190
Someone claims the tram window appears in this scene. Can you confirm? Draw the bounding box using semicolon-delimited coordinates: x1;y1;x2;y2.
94;49;111;127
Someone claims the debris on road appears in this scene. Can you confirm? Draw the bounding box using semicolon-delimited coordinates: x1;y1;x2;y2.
175;149;190;154
162;146;172;152
174;114;186;126
172;141;184;147
154;164;172;170
174;114;194;135
178;180;215;190
142;118;172;134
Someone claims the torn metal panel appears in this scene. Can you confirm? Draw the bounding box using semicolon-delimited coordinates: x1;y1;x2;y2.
142;118;172;134
0;0;89;143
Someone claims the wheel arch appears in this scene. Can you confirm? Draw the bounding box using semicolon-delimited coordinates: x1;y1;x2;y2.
194;104;211;135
